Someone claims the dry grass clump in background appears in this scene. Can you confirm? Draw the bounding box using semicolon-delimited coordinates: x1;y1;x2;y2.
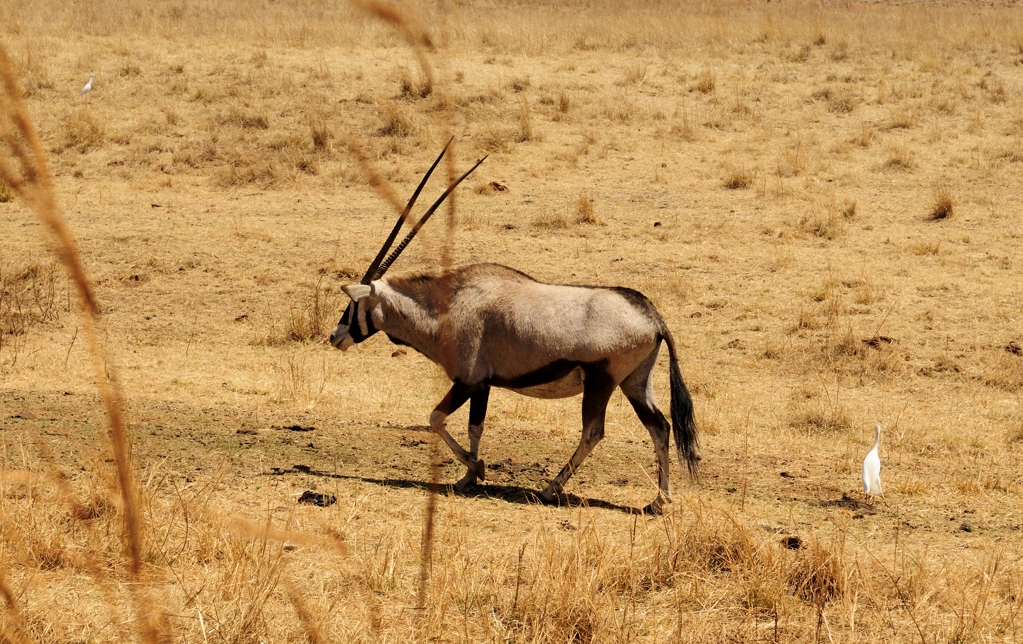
220;106;270;130
0;261;68;368
851;123;874;148
791;403;853;434
262;278;344;345
516;96;534;142
396;65;431;100
56;110;106;153
888;104;918;129
481;125;512;153
799;207;843;240
557;90;571;114
377;100;424;139
574;190;600;224
840;199;856;219
694;68;716;94
723;165;756;190
930;184;955;220
797;187;847;240
812;85;857;113
883;143;915;171
308;114;332;151
0;261;66;336
531;206;569;230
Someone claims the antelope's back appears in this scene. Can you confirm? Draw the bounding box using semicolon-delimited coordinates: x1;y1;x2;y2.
449;264;662;378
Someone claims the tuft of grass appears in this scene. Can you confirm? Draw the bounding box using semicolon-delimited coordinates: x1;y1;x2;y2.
118;61;141;77
789;44;812;62
481;125;511;153
929;185;955;220
574;190;601;225
840;200;856;219
309;115;331;151
531;206;569;230
221;107;269;130
264;277;344;345
694;68;716;94
557;90;571;114
889;104;917;129
800;207;844;240
911;240;941;255
790;405;852;433
851;123;874;148
58;110;106;153
723;165;756;190
397;65;431;99
788;539;848;607
618;62;648;86
377;101;423;138
0;178;11;202
883;144;915;171
516;96;534;142
508;76;530;93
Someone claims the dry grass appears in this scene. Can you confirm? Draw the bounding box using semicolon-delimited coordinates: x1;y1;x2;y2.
574;190;598;224
723;165;756;190
3;1;1023;642
930;184;955;220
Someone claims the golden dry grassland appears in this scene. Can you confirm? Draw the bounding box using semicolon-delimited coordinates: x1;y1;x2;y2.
2;0;1023;641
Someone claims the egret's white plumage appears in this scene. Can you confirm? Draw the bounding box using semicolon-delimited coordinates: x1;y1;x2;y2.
862;424;882;495
79;74;94;97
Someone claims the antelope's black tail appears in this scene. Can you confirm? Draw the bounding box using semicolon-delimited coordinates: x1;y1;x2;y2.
661;329;699;477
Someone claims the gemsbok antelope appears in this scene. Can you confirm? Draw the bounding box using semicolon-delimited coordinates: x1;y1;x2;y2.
330;142;698;514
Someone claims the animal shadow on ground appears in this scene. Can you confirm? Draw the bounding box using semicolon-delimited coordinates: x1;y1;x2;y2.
267;463;644;514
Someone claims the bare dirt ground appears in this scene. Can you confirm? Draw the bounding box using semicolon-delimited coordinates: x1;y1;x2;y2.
2;1;1023;641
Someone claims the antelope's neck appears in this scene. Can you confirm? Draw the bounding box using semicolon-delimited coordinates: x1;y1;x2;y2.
379;280;442;364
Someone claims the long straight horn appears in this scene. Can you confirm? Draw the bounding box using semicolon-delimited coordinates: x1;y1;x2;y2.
359;138;453;284
373;154;487;279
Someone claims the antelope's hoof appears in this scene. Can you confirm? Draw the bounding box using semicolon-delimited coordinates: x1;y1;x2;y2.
539;485;562;504
474;459;486;482
641;501;664;516
454;474;474;493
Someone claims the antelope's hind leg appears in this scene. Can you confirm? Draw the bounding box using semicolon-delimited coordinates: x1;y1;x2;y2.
428;382;484;491
455;386;490;491
620;345;672;515
541;368;616;503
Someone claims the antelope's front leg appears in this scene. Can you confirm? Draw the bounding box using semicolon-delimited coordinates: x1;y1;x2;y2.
428;382;483;491
455;387;490;491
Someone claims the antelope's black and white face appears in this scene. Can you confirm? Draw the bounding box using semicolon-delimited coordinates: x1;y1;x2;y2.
330;283;379;351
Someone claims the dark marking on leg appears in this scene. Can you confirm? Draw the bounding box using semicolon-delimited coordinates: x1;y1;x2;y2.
463;386;490;484
620;346;672;514
542;365;617;500
469;387;490;427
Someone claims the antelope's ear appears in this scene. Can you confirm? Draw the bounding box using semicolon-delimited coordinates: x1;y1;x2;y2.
342;282;377;302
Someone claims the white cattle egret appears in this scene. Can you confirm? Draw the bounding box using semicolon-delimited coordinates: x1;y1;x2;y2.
862;424;882;495
79;74;94;97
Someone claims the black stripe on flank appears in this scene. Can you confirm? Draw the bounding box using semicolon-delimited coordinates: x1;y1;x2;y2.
488;360;581;390
488;359;610;390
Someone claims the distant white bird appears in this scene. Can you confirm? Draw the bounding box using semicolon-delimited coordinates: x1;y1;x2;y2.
862;424;882;495
79;74;94;97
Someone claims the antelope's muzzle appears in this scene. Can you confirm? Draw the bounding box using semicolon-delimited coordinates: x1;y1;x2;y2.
329;303;355;350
